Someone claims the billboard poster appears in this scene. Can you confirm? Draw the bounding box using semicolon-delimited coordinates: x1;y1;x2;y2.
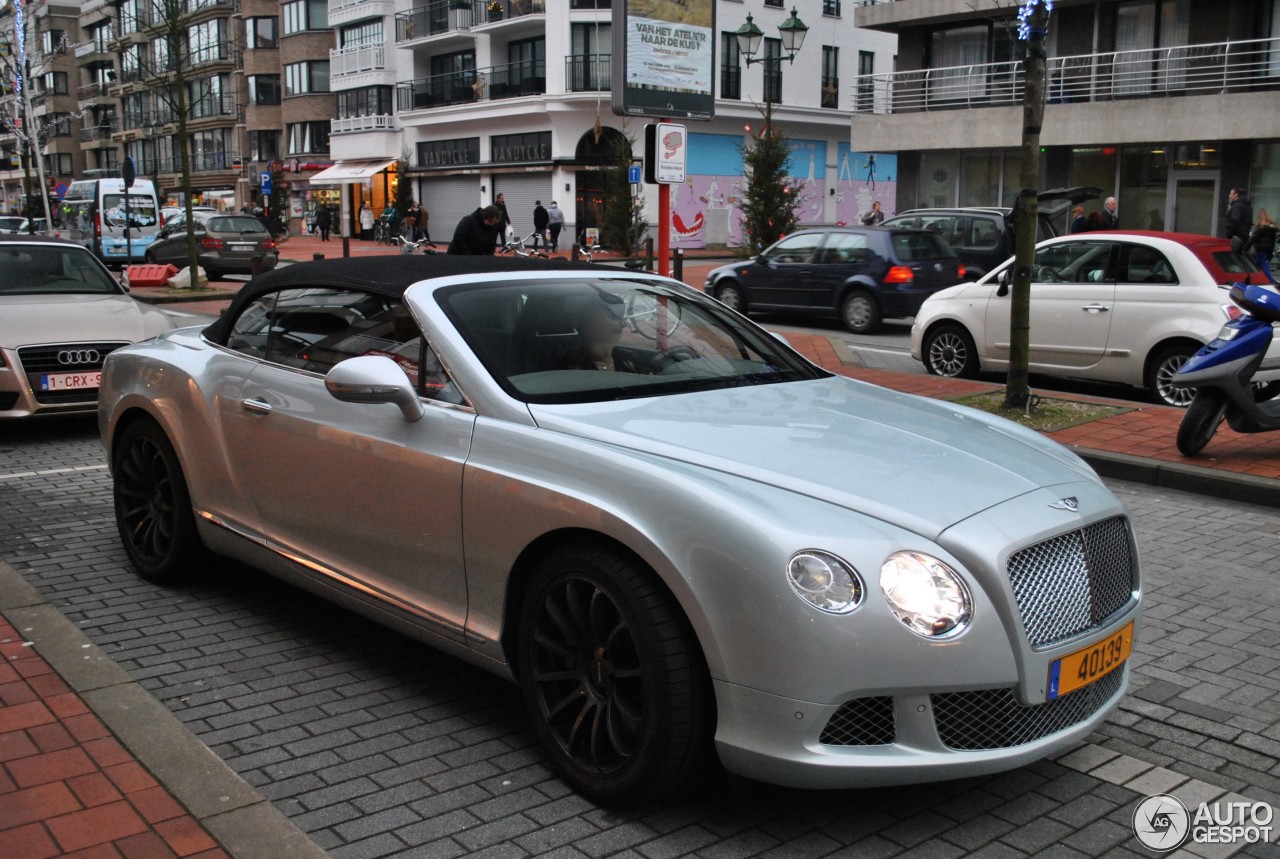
612;0;715;121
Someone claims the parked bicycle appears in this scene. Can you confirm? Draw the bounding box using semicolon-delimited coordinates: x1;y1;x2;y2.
499;232;550;259
393;235;438;255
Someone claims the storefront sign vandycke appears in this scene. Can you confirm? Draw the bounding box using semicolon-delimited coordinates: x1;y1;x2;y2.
491;132;551;165
417;138;481;168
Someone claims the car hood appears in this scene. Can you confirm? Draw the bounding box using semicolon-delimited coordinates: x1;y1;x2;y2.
528;377;1098;540
1;293;179;348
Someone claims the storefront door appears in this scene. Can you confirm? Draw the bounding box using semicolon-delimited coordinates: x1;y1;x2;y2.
1167;172;1218;236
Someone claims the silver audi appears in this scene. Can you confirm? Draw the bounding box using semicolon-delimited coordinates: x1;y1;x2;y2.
98;256;1141;804
0;234;186;419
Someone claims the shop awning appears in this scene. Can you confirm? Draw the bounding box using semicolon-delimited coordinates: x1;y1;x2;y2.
308;158;397;185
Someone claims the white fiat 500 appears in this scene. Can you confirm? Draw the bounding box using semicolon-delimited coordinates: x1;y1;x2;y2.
912;230;1277;406
100;256;1141;804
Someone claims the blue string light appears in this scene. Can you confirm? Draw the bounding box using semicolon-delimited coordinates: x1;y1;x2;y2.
1018;0;1054;40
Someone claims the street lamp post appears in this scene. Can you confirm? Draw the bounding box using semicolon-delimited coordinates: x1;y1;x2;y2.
735;7;808;66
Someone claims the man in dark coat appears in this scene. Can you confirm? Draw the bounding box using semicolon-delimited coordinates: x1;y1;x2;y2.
314;205;332;241
494;193;512;248
447;205;502;255
532;200;549;250
1225;188;1253;251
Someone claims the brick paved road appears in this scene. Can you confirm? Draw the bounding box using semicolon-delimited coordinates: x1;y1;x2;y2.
2;418;1279;858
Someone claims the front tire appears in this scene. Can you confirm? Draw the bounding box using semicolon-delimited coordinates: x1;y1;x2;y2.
715;283;745;313
1177;391;1227;456
1147;344;1199;407
113;420;207;582
841;290;881;334
923;324;980;378
517;543;712;805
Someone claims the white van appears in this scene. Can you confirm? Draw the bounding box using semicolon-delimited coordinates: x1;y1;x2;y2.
59;177;162;264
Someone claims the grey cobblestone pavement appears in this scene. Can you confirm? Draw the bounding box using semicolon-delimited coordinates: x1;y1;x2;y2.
3;417;1280;858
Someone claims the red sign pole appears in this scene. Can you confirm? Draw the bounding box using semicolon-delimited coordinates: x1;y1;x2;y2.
658;181;671;278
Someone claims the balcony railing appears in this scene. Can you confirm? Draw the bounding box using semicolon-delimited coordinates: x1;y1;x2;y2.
396;1;476;42
78;82;111;100
479;0;544;24
74;40;113;58
852;35;1280;114
331;43;387;76
397;59;545;110
156;151;240;173
79;125;116;142
332;114;397;133
565;54;610;92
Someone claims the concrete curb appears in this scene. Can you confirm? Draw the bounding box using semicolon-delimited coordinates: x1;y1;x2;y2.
1074;447;1280;508
0;561;328;859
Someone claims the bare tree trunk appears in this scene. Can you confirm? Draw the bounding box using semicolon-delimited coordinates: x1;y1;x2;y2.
1004;3;1050;410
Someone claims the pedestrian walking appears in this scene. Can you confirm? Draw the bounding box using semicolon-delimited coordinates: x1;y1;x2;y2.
1101;197;1119;230
494;193;512;248
359;205;374;240
1225;187;1253;252
547;201;565;251
447;205;502;255
860;201;884;225
1243;208;1277;282
315;205;332;242
532;200;549;251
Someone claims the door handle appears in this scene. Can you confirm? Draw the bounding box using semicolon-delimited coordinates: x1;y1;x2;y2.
1081;304;1110;313
241;398;272;414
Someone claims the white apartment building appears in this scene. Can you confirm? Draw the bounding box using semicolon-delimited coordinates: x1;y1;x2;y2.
316;0;897;248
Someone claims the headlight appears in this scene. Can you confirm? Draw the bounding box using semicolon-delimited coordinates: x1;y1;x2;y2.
786;551;863;614
880;551;972;638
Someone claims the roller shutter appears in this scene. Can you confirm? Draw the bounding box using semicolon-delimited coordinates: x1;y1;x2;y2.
417;176;479;244
494;172;553;243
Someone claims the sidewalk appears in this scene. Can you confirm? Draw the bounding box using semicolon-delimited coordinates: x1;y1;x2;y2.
10;241;1275;857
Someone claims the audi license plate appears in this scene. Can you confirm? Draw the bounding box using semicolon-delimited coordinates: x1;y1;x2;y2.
40;371;102;392
1047;621;1133;700
231;243;255;252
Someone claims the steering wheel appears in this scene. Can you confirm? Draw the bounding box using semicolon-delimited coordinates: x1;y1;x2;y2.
648;345;701;373
1036;266;1062;283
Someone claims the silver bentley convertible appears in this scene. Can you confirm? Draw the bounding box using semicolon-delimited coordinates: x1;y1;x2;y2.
99;256;1141;804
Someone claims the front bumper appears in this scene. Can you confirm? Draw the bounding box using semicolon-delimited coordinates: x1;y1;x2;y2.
0;342;127;419
713;662;1128;789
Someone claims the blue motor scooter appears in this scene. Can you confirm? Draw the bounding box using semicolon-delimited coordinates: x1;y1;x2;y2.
1173;283;1280;456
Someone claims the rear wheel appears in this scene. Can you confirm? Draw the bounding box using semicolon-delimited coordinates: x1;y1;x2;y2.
113;420;207;581
517;543;712;805
841;290;881;334
1177;391;1227;457
923;324;980;379
1147;344;1199;407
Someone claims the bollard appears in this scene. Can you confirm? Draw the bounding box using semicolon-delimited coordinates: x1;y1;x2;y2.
250;255;264;277
644;237;654;271
673;248;683;282
342;236;350;258
313;253;324;261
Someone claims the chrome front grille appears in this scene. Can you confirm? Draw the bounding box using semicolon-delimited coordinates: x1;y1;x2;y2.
819;696;896;746
17;341;127;405
1008;516;1136;649
933;669;1124;751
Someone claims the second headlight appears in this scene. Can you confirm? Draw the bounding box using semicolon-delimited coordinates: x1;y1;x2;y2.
880;551;972;638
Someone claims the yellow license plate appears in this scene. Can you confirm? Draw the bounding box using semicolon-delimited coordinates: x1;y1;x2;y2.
1047;621;1133;700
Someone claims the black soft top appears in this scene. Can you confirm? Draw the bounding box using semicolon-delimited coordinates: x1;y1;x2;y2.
203;255;619;343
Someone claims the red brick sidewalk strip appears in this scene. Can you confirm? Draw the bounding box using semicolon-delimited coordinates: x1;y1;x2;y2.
0;613;229;859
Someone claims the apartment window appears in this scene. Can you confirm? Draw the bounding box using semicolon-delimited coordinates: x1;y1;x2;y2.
430;50;476;78
764;0;783;6
47;114;72;136
340;21;383;49
38;71;68;95
151;37;170;73
287;121;330;155
249;130;281;162
189;128;233;171
285;61;330;95
763;38;782;103
188;74;230;118
249;75;281;105
821;46;838;108
247;18;279;49
822;0;840;15
45;153;74;175
89;23;112;53
336;86;393;118
857;50;874;111
282;0;328;35
721;32;741;100
41;29;66;54
190;20;227;65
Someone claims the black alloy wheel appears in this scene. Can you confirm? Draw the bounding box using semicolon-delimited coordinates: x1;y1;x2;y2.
518;544;711;805
113;420;206;581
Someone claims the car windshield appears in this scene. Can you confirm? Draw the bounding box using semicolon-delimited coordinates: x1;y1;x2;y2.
0;245;122;295
439;278;827;404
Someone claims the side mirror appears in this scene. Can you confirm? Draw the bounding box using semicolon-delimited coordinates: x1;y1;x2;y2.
997;269;1010;297
325;355;424;422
